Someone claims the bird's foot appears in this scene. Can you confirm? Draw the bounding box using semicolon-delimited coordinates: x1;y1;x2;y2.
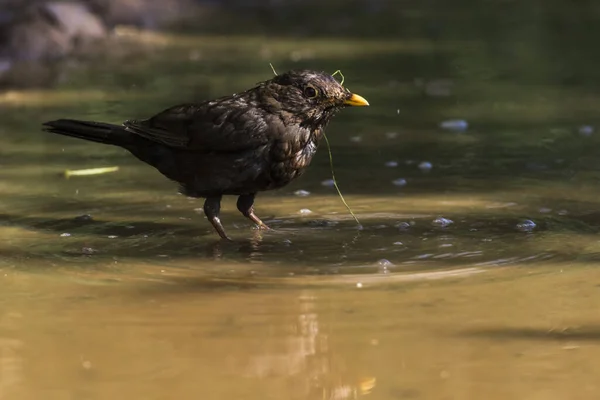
256;222;271;230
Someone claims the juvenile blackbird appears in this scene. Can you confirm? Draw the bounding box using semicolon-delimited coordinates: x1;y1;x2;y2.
43;70;369;239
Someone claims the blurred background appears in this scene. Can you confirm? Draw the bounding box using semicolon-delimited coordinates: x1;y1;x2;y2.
2;1;600;399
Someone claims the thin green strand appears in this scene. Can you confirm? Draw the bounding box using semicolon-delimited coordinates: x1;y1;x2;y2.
269;63;278;76
322;132;361;227
331;70;345;86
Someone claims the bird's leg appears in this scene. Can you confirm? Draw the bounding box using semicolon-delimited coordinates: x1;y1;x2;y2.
237;193;270;230
203;196;231;240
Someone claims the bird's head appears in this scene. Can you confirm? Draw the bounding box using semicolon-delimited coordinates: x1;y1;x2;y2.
256;69;369;128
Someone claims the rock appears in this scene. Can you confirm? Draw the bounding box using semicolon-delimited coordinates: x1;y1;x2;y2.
0;2;106;62
86;0;199;29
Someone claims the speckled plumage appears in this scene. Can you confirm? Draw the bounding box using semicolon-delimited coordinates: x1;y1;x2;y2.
42;70;369;240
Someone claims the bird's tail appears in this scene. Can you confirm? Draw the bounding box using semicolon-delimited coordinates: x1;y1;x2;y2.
42;119;133;147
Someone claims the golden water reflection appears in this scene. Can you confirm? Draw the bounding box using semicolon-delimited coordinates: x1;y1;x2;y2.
1;264;600;399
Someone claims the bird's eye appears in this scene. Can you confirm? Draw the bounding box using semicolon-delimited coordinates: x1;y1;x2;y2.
303;86;318;98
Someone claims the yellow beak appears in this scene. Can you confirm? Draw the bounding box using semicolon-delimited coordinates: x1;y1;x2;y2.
344;93;370;107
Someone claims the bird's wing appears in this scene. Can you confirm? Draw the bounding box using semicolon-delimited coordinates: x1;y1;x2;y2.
123;102;272;152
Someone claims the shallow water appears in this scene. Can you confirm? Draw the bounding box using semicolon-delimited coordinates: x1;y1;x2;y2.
3;2;600;398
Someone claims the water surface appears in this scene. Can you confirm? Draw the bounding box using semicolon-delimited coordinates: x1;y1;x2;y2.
2;2;600;398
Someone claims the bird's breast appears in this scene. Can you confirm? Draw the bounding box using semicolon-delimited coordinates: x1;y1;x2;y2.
266;133;319;190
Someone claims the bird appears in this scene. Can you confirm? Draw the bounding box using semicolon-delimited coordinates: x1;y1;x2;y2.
42;69;369;240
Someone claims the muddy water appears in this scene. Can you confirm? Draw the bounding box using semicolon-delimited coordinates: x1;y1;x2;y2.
3;3;600;398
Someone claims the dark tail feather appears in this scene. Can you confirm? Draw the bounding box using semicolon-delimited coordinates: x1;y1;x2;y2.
42;119;133;146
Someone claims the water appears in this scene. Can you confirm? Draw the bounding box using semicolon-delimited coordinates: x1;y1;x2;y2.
2;1;600;398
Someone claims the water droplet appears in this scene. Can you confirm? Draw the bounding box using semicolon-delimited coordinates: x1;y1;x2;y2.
516;219;536;232
418;161;433;171
321;179;335;187
439;119;468;132
579;125;594;136
294;189;310;197
385;161;398;167
432;217;454;227
392;178;407;187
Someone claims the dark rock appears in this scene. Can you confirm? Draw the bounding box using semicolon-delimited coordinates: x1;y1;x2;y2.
0;2;105;62
86;0;200;29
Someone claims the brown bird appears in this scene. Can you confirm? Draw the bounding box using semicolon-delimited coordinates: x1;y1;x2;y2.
42;70;369;239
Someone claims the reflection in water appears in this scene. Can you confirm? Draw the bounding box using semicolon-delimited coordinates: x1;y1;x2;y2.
242;291;375;399
0;313;22;400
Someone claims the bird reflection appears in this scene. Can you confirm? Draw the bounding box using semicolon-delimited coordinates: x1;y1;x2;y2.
240;291;376;399
203;229;265;261
0;313;23;399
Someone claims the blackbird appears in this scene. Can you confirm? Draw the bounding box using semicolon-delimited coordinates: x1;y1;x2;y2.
42;70;369;239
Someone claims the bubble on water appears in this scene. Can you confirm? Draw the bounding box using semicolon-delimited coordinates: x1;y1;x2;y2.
393;241;403;245
194;208;204;214
392;178;407;187
439;119;468;132
377;259;394;267
558;209;569;216
377;259;392;274
516;219;536;232
385;131;399;139
321;179;335;187
579;125;594;136
385;161;399;167
299;208;312;215
539;207;552;213
107;235;118;239
396;109;400;115
432;217;454;228
356;282;363;288
396;222;411;230
294;189;310;197
431;217;454;228
350;136;362;143
60;233;71;237
74;214;93;222
418;161;433;171
81;247;96;255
